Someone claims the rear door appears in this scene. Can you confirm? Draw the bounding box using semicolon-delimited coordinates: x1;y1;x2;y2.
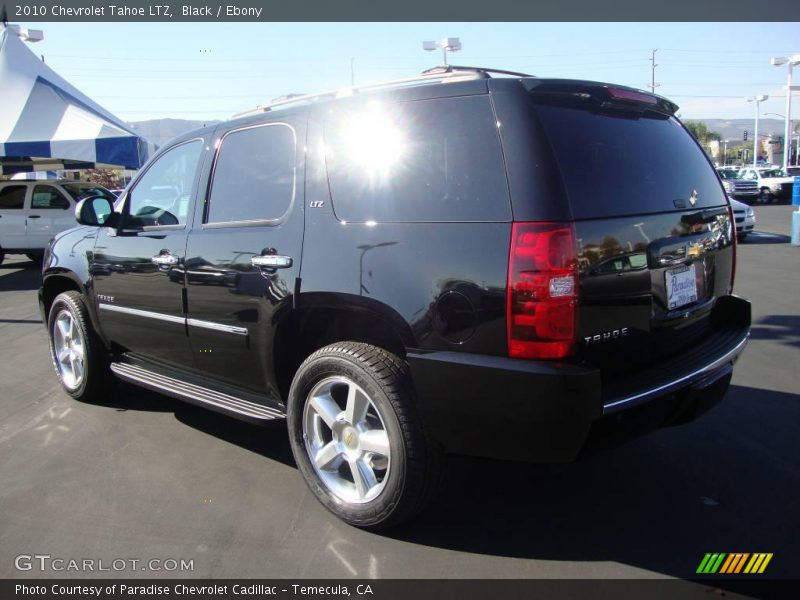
0;184;29;250
184;118;305;395
521;84;734;373
26;184;73;248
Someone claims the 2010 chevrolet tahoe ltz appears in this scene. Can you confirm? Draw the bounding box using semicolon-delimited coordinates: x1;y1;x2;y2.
39;67;750;528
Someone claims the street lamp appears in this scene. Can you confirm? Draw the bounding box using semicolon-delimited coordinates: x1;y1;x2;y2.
423;37;461;67
771;54;800;170
722;140;730;166
746;95;769;168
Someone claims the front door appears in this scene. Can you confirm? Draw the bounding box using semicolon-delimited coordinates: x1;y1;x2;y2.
92;137;208;371
184;120;305;395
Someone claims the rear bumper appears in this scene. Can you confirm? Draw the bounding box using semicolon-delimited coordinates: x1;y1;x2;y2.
408;295;750;462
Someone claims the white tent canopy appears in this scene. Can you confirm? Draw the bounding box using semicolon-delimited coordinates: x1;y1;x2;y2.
0;25;154;174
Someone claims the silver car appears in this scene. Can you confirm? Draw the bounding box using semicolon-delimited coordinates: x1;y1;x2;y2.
729;197;756;240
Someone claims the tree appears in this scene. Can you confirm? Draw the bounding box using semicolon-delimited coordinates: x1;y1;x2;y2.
684;120;722;160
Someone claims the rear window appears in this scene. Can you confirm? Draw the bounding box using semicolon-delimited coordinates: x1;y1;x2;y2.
533;103;727;219
324;95;510;223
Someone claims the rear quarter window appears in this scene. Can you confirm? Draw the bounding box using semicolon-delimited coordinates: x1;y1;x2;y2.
324;95;511;223
532;102;727;219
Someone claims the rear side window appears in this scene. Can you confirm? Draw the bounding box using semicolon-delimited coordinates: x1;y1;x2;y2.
0;185;27;209
31;185;70;209
324;95;510;223
533;103;727;219
206;123;296;224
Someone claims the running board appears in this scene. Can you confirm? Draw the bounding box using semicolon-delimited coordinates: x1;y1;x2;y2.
110;362;285;424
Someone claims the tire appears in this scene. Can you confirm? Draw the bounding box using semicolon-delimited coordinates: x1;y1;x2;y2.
287;342;441;529
47;291;112;402
737;233;748;242
759;188;772;203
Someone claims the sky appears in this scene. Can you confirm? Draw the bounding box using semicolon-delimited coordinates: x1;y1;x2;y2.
11;21;800;123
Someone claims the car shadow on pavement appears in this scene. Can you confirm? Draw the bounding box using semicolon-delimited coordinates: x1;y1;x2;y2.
0;260;42;291
93;379;297;468
749;315;800;349
389;384;799;580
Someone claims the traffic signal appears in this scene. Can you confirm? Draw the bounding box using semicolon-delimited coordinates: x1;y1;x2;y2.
737;149;743;159
743;130;748;141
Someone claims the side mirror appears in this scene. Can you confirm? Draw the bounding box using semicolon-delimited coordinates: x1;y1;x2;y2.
75;196;115;227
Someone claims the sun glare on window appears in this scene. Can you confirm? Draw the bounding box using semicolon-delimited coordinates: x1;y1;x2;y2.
340;103;406;180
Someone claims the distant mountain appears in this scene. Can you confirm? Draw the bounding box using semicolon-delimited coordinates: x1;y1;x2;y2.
684;119;787;143
129;118;220;148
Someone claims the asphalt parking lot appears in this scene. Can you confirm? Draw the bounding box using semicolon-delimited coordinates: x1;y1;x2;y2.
1;206;798;580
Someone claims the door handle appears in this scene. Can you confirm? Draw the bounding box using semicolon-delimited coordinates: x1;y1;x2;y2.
151;252;179;266
251;255;292;269
28;215;41;219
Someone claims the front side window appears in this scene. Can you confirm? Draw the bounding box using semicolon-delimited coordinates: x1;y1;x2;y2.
31;185;71;210
0;185;27;209
206;123;296;224
126;140;203;228
62;183;117;204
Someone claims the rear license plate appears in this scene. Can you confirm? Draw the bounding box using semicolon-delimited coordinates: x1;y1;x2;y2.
666;264;698;310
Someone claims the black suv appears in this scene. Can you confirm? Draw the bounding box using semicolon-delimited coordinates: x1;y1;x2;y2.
39;67;750;528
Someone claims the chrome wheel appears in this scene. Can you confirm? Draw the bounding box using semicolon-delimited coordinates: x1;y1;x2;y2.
302;376;391;504
52;309;85;390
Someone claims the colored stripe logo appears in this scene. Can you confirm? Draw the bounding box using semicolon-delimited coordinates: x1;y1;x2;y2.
697;553;773;574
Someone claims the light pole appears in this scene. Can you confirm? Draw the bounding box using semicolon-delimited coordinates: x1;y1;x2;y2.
771;55;800;171
423;37;461;67
722;140;729;165
747;95;769;168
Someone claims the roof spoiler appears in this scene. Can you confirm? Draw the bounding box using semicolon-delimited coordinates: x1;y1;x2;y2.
522;79;679;116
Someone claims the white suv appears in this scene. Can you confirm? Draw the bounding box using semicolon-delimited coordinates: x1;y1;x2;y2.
737;167;795;203
0;179;116;264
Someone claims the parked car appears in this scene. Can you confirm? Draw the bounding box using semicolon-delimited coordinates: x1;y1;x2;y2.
737;167;795;203
38;68;751;529
716;167;759;201
728;197;756;240
0;179;116;264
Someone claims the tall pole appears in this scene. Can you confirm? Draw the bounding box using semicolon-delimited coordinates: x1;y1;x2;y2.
753;100;760;168
649;49;658;93
783;63;793;170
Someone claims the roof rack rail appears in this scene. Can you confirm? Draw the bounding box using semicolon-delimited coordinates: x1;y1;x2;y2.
421;65;535;78
232;66;511;119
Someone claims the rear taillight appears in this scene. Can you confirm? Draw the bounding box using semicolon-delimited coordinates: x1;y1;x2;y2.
507;222;579;360
728;205;737;292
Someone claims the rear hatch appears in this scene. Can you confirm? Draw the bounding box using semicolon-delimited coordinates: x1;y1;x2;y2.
523;81;735;376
